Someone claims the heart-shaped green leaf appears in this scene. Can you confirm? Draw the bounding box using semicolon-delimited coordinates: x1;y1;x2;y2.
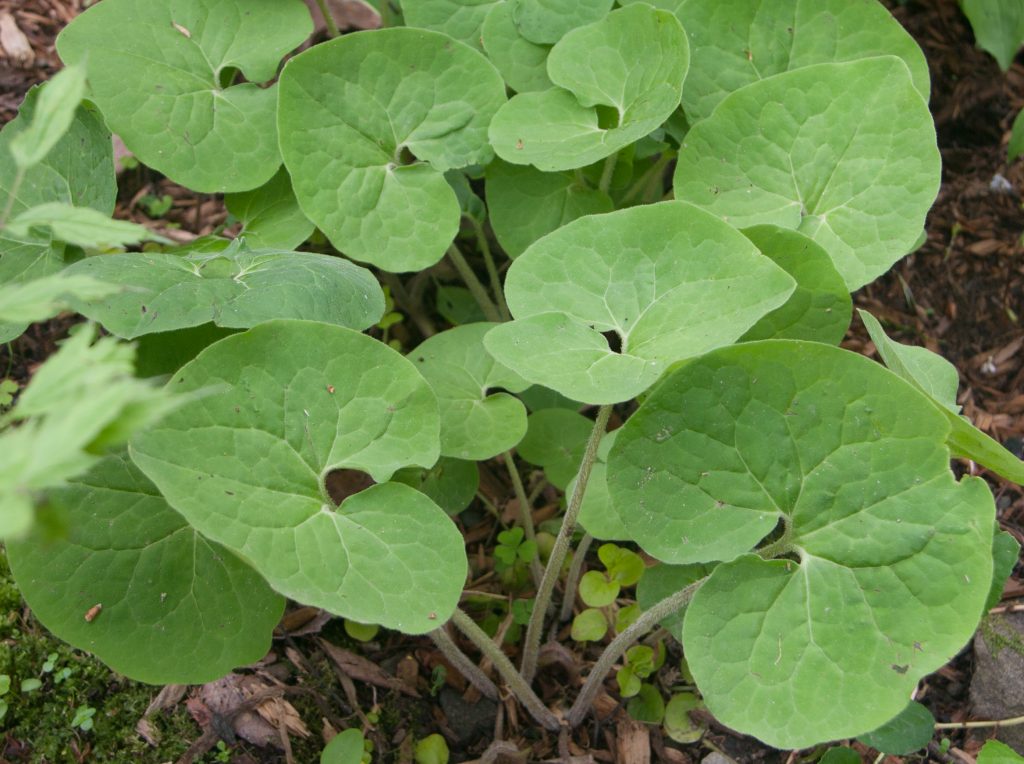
485;160;613;258
64;240;384;339
856;701;935;755
481;4;553;93
409;323;529;460
516;408;592;489
607;340;994;747
57;0;311;193
484;202;795;404
130;320;466;633
508;0;614;44
393;457;479;516
8;453;284;684
673;57;940;290
489;4;688;171
579;570;619;607
739;226;852;345
629;0;929;121
278;28;507;272
225;168;315;251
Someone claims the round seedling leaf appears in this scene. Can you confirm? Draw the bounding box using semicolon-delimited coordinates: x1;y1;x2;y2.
579;571;619;608
130;320;466;633
627;684;665;724
392;457;479;516
481;4;553;93
489;4;688;171
516;408;592;489
739;226;852;345
485;160;613;259
571;607;608;642
278;28;507;272
647;0;930;121
664;692;705;744
64;240;385;339
224;168;316;251
856;700;935;755
673;57;940;290
8;452;284;684
56;0;311;193
609;340;997;747
409;324;529;460
484;202;795;404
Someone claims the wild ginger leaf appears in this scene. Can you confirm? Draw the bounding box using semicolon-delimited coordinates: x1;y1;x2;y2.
508;0;614;45
130;320;466;633
516;408;592;489
224;168;315;251
481;4;553;93
402;0;502;49
392;457;479;516
278;28;507;272
64;239;385;339
489;4;688;171
57;0;312;192
8;452;284;684
484;202;795;404
673;57;940;290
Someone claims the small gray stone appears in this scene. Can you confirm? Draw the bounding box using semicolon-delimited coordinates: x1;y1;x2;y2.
701;753;738;764
970;611;1024;754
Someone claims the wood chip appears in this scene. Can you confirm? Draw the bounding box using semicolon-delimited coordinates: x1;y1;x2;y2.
615;717;650;764
0;12;34;67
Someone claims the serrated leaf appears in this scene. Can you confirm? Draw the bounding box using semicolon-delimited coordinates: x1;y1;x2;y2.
278;28;506;272
8;64;87;170
409;323;529;460
484;202;795;404
0;273;119;326
961;0;1024;71
570;607;607;641
57;0;312;192
224;168;315;251
6;204;158;250
401;0;501;49
611;341;997;747
673;57;940;290
630;0;930;121
516;408;592;489
481;4;553;93
509;0;613;45
64;240;384;339
579;570;618;607
1;88;115;285
856;701;935;755
485;160;613;258
393;457;479;516
130;320;465;633
489;4;688;171
8;452;284;684
739;226;852;345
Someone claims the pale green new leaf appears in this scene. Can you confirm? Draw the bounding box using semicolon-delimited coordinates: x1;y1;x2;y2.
633;0;930;121
481;4;553;93
64;239;384;339
961;0;1024;71
57;0;312;192
130;320;466;633
8;64;87;170
489;4;688;171
278;29;506;272
409;323;529;460
6;203;158;250
8;452;284;684
858;309;1024;484
224;168;315;251
0;273;118;326
673;58;940;290
485;160;613;258
740;226;851;345
607;340;994;747
401;0;501;49
509;0;614;45
484;202;795;404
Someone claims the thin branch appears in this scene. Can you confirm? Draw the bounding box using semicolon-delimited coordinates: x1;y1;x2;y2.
598;153;618;194
429;627;499;700
314;0;340;38
521;405;612;683
503;451;543;587
447;244;502;322
558;532;594;623
620;152;673;205
934;714;1024;730
472;219;511;321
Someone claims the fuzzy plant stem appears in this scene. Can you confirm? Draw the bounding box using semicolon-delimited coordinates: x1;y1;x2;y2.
314;0;340;37
447;244;502;323
471;220;511;321
429;627;499;700
558;532;594;623
380;272;436;338
521;404;612;683
566;578;705;727
621;152;673;205
503;451;544;588
450;609;561;732
598;153;618;194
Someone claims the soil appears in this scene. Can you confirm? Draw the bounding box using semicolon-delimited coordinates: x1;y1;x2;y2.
1;0;1023;762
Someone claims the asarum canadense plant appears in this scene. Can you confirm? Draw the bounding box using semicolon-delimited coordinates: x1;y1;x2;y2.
1;0;1022;753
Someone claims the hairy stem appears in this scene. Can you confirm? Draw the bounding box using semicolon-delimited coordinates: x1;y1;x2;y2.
567;578;705;727
447;244;502;323
598;153;618;194
558;532;594;623
450;609;561;731
621;152;673;205
503;451;543;588
314;0;340;38
521;405;612;683
934;714;1024;730
472;220;511;321
429;627;499;700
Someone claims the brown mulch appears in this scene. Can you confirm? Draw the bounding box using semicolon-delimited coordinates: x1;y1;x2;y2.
2;0;1024;762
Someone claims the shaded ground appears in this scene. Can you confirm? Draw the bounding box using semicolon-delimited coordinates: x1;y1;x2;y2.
1;0;1023;762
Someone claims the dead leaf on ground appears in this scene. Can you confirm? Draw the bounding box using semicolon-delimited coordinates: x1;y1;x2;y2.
318;638;421;698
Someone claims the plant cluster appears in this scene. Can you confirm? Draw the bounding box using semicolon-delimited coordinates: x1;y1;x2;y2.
2;0;1024;757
